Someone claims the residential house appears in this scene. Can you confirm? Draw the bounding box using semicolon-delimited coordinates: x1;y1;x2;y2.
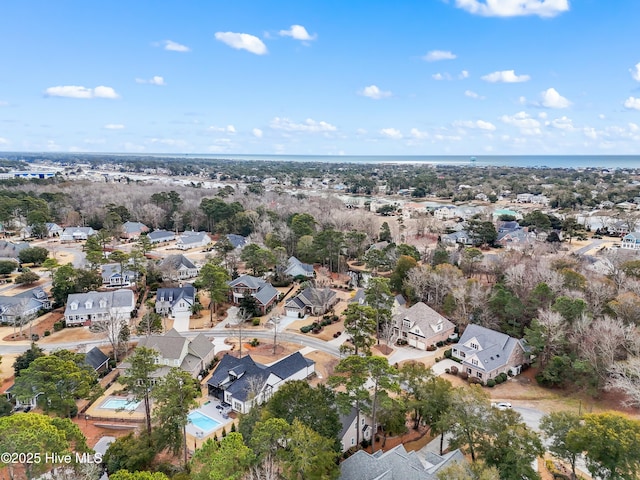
120;221;149;240
433;206;457;221
339;444;466;480
147;230;176;244
284;256;315;279
176;231;211;250
496;229;535;248
206;352;316;414
101;263;137;288
451;324;529;381
516;193;549;205
134;328;215;378
60;226;96;242
84;347;110;374
21;222;63;239
0;241;29;262
350;289;404;311
0;287;51;324
2;383;41;411
224;234;248;250
339;407;374;452
616;201;637;211
393;302;455;350
64;289;135;327
159;254;199;281
284;287;338;318
155;285;195;332
621;232;640;250
607;220;630;236
228;275;279;315
440;230;473;246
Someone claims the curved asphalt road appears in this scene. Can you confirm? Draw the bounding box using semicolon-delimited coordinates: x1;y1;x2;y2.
0;329;342;356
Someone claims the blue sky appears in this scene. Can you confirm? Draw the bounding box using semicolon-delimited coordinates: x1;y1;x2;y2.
1;0;640;156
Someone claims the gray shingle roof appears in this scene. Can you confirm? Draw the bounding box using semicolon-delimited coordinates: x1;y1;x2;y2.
178;231;210;245
394;302;455;338
122;221;148;234
269;351;314;380
225;234;247;249
456;324;526;373
101;263;136;283
207;352;313;403
64;289;134;317
156;285;195;309
253;283;278;306
228;274;264;289
85;347;110;371
147;230;175;242
137;328;188;360
159;254;197;270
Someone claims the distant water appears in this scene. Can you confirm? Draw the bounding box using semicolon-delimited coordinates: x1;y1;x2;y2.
164;154;640;169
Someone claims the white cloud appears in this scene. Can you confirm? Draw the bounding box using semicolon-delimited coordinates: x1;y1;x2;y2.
624;97;640;110
459;70;469;79
598;114;606;120
454;0;569;18
380;128;403;139
279;25;316;41
356;128;368;135
481;70;530;83
423;50;456;62
252;128;263;138
410;128;429;139
464;90;485;100
631;63;640;82
164;40;190;52
500;111;542;135
45;85;119;99
359;85;392;99
540;87;571;108
583;127;598;140
538;112;548;119
0;137;9;145
432;73;451;81
209;125;236;134
0;101;8;107
519;96;527;105
270;117;337;132
215;32;267;55
454;120;496;131
549;116;574;131
136;76;165;86
104;124;125;130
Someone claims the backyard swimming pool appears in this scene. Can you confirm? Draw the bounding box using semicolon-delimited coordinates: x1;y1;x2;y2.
101;398;141;411
188;411;220;433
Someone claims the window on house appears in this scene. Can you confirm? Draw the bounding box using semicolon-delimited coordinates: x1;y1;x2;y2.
467;368;472;374
477;372;483;378
471;359;478;366
351;438;355;445
470;342;479;350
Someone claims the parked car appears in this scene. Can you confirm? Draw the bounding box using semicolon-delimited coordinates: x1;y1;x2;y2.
491;402;512;410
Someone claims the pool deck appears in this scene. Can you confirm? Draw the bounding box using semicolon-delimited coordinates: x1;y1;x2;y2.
85;382;146;422
185;398;235;451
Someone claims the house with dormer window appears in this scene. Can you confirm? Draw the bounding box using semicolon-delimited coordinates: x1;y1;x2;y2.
393;302;455;350
64;289;135;326
206;352;315;414
155;285;195;332
451;324;529;381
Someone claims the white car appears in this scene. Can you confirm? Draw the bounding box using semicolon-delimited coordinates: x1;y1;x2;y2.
491;402;512;410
